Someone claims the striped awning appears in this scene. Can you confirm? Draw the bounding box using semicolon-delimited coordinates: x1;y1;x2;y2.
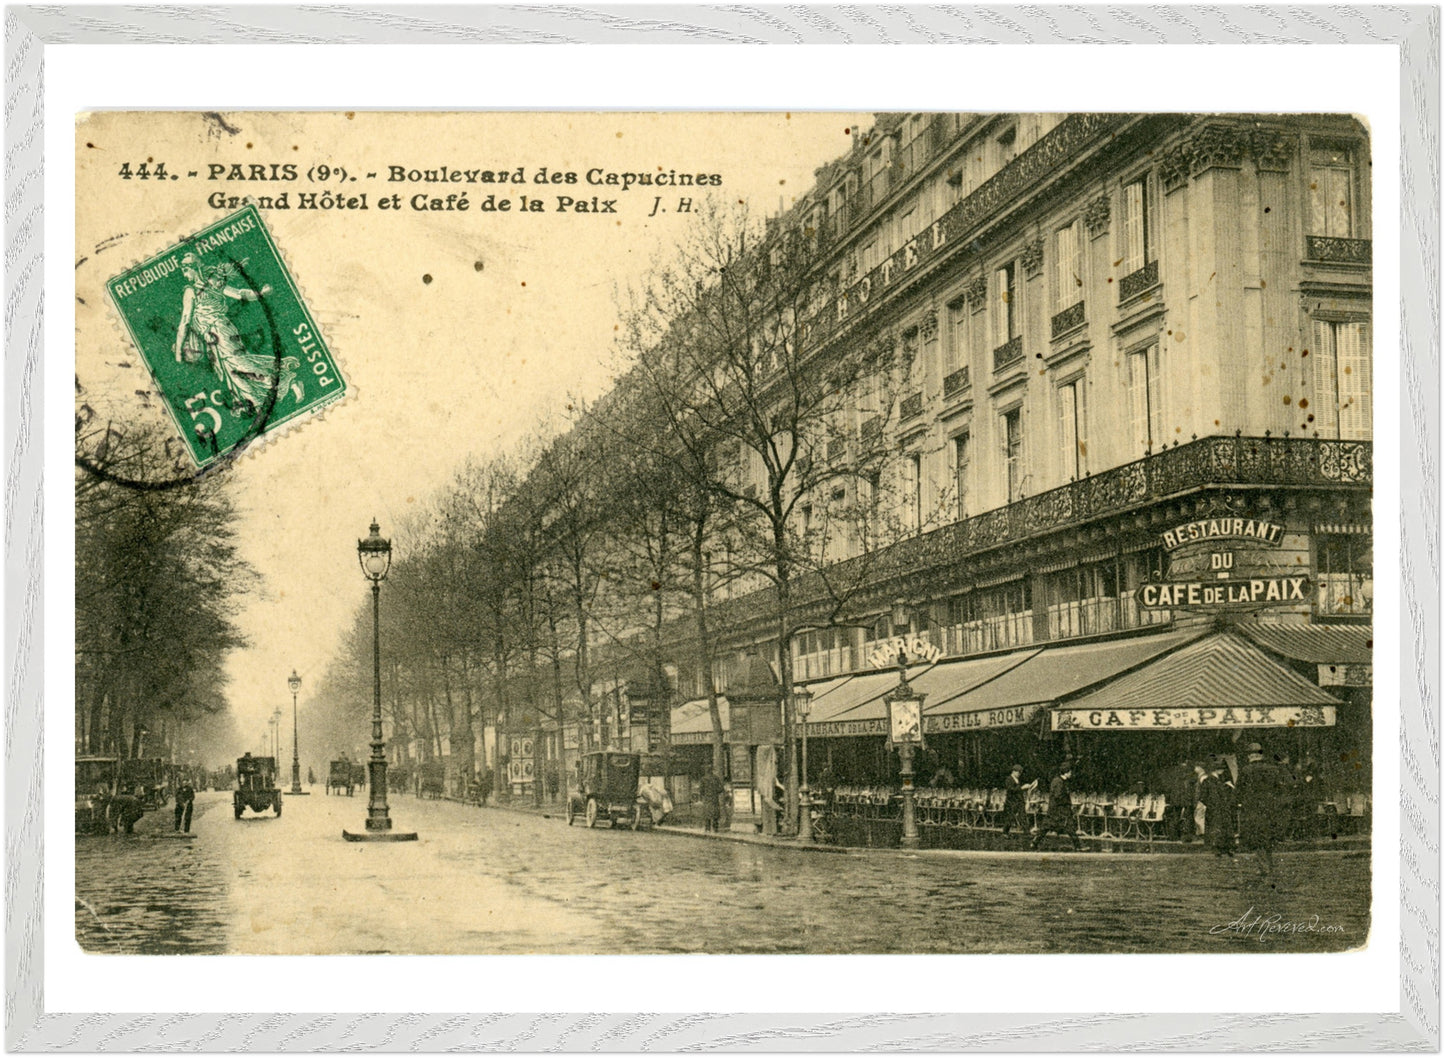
1237;622;1373;665
670;697;729;744
1052;632;1342;732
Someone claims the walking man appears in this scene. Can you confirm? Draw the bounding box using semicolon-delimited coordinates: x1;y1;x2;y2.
1235;743;1289;877
1001;763;1036;836
1196;758;1235;858
1030;759;1081;851
173;777;196;833
698;768;726;833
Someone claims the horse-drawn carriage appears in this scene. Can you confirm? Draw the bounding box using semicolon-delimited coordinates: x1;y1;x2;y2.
418;760;446;799
327;759;356;796
233;753;282;818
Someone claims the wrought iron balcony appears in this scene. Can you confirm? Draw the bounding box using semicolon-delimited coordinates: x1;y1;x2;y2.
899;392;924;422
1118;259;1159;302
860;415;883;450
1050;300;1086;339
943;366;971;400
707;435;1372;634
859;435;1371;587
993;335;1024;372
1306;236;1371;265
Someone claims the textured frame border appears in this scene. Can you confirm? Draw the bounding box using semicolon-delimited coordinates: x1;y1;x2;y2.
5;6;1438;1052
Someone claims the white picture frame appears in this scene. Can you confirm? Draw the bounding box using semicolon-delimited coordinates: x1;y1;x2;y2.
8;5;1438;1050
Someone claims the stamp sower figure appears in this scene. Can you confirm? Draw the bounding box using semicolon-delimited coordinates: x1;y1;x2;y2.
1235;742;1290;877
1196;758;1236;858
1030;759;1081;851
173;776;196;833
173;253;299;417
1001;763;1036;836
698;768;726;833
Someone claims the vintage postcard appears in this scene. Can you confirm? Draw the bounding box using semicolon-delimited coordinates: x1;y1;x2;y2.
74;110;1373;956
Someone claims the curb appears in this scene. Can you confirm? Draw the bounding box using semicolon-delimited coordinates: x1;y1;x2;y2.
466;798;1368;859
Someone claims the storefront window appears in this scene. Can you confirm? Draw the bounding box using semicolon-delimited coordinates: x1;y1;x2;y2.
943;581;1033;656
1316;534;1372;618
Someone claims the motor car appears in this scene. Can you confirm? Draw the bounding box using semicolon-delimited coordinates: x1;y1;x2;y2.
566;751;652;830
119;757;168;809
233;753;282;818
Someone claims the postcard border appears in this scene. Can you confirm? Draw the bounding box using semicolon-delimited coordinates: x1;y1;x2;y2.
8;4;1438;1051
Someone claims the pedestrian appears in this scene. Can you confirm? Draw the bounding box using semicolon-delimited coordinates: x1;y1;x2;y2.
477;767;492;806
173;777;196;833
1030;759;1081;851
1001;763;1037;836
1196;758;1235;858
698;768;726;833
1235;742;1290;877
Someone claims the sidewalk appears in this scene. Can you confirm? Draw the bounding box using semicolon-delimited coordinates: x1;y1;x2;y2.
458;795;1370;859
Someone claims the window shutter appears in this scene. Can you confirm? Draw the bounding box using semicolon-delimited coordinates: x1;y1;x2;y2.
1311;320;1340;437
1058;383;1078;480
1122;181;1145;275
1128;351;1149;451
1337;321;1371;439
1146;345;1162;445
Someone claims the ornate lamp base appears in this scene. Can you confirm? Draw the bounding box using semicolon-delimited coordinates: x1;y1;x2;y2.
342;829;417;842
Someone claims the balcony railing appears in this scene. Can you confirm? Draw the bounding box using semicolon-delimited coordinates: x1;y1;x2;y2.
943;366;971;400
860;415;883;450
1118;259;1159;302
705;435;1371;641
1050;300;1086;339
899;392;924;421
1306;236;1371;265
993;335;1023;372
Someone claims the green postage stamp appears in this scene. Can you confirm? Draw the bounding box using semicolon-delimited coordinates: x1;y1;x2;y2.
106;204;346;469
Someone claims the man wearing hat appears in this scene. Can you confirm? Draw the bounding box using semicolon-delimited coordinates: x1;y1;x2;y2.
1235;742;1289;876
1001;763;1036;836
1030;759;1080;851
1196;757;1236;858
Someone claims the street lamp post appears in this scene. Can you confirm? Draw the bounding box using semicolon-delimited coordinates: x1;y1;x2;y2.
883;652;925;849
795;685;815;844
288;669;308;795
343;520;417;842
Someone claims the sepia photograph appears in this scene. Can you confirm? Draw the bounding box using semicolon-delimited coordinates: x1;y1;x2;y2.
73;108;1373;957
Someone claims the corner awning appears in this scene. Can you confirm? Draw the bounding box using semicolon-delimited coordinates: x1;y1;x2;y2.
1236;622;1373;664
1051;632;1343;732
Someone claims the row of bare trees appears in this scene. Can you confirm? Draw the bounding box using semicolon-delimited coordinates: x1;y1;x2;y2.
302;205;937;825
75;425;254;763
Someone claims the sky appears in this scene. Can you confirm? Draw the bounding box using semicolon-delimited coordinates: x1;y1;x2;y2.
76;111;872;750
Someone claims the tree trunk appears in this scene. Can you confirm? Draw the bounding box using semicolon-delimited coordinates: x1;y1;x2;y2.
691;526;725;776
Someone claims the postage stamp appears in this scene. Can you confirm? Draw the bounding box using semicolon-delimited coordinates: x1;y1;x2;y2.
105;204;345;469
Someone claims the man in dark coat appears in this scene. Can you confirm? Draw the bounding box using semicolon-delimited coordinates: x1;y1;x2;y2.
173;777;196;833
1196;759;1235;858
1001;763;1036;836
1235;742;1290;876
698;769;726;833
1030;759;1080;851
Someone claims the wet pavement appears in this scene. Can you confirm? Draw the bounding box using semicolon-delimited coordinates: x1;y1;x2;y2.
76;790;1370;954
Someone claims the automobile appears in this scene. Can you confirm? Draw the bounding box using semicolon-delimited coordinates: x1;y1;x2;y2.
75;755;121;834
327;759;355;796
566;751;652;830
233;753;282;818
419;760;446;800
119;757;168;809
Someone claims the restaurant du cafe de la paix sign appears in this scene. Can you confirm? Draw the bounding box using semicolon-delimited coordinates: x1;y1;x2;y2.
1136;516;1310;610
